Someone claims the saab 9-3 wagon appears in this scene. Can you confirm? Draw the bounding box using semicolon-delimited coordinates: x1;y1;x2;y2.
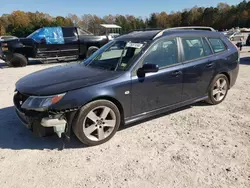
14;27;239;146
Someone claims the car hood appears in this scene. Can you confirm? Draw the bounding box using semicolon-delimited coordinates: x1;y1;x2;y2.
16;63;121;96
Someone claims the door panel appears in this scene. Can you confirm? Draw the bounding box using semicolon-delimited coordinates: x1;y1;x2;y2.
131;65;183;116
61;27;79;56
130;37;183;116
180;37;216;101
35;27;65;58
181;57;216;100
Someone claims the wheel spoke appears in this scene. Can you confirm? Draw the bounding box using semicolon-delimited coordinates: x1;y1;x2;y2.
213;89;220;96
100;107;110;119
221;80;226;88
87;111;99;122
98;127;105;140
216;93;220;101
85;124;97;135
104;120;116;127
221;89;226;95
216;80;221;87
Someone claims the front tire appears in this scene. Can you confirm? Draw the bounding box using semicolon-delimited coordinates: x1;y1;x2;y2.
7;53;28;67
206;74;229;105
73;100;121;146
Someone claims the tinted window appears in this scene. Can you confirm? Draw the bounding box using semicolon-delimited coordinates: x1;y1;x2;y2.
202;38;212;56
181;37;205;61
62;28;76;37
208;38;226;53
142;38;178;68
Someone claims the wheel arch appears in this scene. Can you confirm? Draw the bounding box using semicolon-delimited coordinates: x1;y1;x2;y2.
207;71;231;93
219;72;231;87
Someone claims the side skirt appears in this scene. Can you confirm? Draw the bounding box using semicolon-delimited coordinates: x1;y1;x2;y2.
124;96;208;125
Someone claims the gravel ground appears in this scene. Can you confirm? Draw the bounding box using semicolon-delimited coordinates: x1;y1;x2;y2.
0;53;249;188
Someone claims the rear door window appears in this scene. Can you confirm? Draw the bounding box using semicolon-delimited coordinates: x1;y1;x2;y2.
208;38;226;53
180;37;205;62
202;38;212;56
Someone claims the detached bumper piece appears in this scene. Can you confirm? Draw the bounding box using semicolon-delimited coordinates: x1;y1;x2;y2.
13;91;68;138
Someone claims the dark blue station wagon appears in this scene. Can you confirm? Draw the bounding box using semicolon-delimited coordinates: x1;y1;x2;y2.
14;28;239;146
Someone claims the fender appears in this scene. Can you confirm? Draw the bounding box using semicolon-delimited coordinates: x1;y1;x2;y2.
50;72;132;119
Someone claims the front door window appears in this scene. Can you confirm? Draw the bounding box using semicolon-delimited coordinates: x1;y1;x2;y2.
142;38;178;69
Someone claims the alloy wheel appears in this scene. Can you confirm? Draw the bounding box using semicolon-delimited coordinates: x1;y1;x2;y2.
212;78;228;102
83;106;116;141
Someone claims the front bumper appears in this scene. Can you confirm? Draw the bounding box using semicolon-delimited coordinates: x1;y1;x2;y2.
14;91;67;138
15;107;56;137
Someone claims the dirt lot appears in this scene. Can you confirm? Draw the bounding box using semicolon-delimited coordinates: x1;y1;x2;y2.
0;52;249;188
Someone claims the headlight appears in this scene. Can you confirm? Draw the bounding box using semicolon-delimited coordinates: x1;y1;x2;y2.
21;93;66;111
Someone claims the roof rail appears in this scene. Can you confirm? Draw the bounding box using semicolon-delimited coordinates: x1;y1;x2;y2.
126;28;163;34
153;26;216;39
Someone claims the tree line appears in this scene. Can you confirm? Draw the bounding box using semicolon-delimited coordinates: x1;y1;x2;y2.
0;0;250;37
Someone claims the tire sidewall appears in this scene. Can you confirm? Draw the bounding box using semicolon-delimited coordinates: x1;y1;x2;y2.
86;47;99;58
9;53;28;67
73;100;121;146
208;74;229;105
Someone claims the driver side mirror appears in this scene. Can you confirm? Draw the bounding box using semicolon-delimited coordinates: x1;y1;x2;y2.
137;63;159;77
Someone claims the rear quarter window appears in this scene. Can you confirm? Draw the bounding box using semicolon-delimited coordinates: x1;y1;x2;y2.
208;38;226;53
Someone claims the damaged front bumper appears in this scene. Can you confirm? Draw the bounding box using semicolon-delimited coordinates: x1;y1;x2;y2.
14;91;77;139
15;108;67;138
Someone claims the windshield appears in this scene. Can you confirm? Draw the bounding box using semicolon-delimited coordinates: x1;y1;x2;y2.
83;40;146;71
27;28;42;38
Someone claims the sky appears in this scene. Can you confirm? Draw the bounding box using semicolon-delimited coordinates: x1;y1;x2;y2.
0;0;244;18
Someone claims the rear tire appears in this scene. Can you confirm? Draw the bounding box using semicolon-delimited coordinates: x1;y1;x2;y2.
205;74;229;105
7;53;28;67
86;46;99;58
73;100;121;146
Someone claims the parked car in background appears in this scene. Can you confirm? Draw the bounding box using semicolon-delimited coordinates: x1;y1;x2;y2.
14;27;239;146
0;26;110;67
246;34;250;46
229;32;244;41
222;30;245;41
107;33;120;40
0;35;17;42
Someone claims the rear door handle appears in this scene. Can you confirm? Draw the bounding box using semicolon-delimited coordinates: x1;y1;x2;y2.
172;70;182;76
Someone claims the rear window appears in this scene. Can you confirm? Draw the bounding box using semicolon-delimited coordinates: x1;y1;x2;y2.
208;38;226;53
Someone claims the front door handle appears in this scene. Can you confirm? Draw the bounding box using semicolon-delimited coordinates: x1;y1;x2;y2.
206;62;214;68
172;70;182;76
